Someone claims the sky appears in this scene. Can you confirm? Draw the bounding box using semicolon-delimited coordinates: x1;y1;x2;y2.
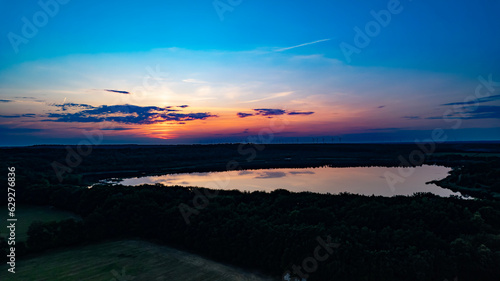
1;0;499;145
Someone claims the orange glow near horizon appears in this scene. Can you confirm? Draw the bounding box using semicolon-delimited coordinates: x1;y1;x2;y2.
4;103;414;142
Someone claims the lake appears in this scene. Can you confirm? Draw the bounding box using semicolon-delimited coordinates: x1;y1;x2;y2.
102;165;463;197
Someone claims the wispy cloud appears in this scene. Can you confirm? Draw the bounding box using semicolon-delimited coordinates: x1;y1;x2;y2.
0;113;36;118
402;116;421;120
0;99;13;103
440;94;500;106
289;171;315;175
275;39;331;52
50;103;96;111
237;108;315;118
255;171;287;179
105;89;132;94
254;108;287;116
241;91;293;103
182;79;208;84
14;97;37;100
287;111;314;116
237;112;254;118
427;105;500;120
101;127;133;131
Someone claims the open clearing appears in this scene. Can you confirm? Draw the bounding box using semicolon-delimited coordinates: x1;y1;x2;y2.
0;205;81;241
0;240;277;281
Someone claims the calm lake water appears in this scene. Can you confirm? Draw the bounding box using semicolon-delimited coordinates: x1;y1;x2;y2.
107;165;463;197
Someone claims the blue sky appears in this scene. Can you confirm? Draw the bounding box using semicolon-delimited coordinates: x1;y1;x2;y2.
1;0;499;145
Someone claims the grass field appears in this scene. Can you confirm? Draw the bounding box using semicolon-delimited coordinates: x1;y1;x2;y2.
0;240;277;281
0;205;81;241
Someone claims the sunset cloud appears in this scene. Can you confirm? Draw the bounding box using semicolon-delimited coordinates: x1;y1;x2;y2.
50;103;97;111
440;94;500;106
105;89;132;94
0;113;36;118
254;108;287;116
287;111;315;116
237;109;315;118
255;171;287;179
42;104;217;124
402;116;421;120
237;112;254;118
427;105;500;120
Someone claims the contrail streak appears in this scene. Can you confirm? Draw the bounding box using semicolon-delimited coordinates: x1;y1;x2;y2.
276;38;331;52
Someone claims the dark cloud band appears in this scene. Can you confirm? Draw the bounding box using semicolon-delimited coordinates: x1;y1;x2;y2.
105;89;132;94
42;104;216;124
237;108;315;118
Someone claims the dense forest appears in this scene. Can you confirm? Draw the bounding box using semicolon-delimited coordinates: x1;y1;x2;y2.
1;143;500;280
2;184;500;280
432;160;500;199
